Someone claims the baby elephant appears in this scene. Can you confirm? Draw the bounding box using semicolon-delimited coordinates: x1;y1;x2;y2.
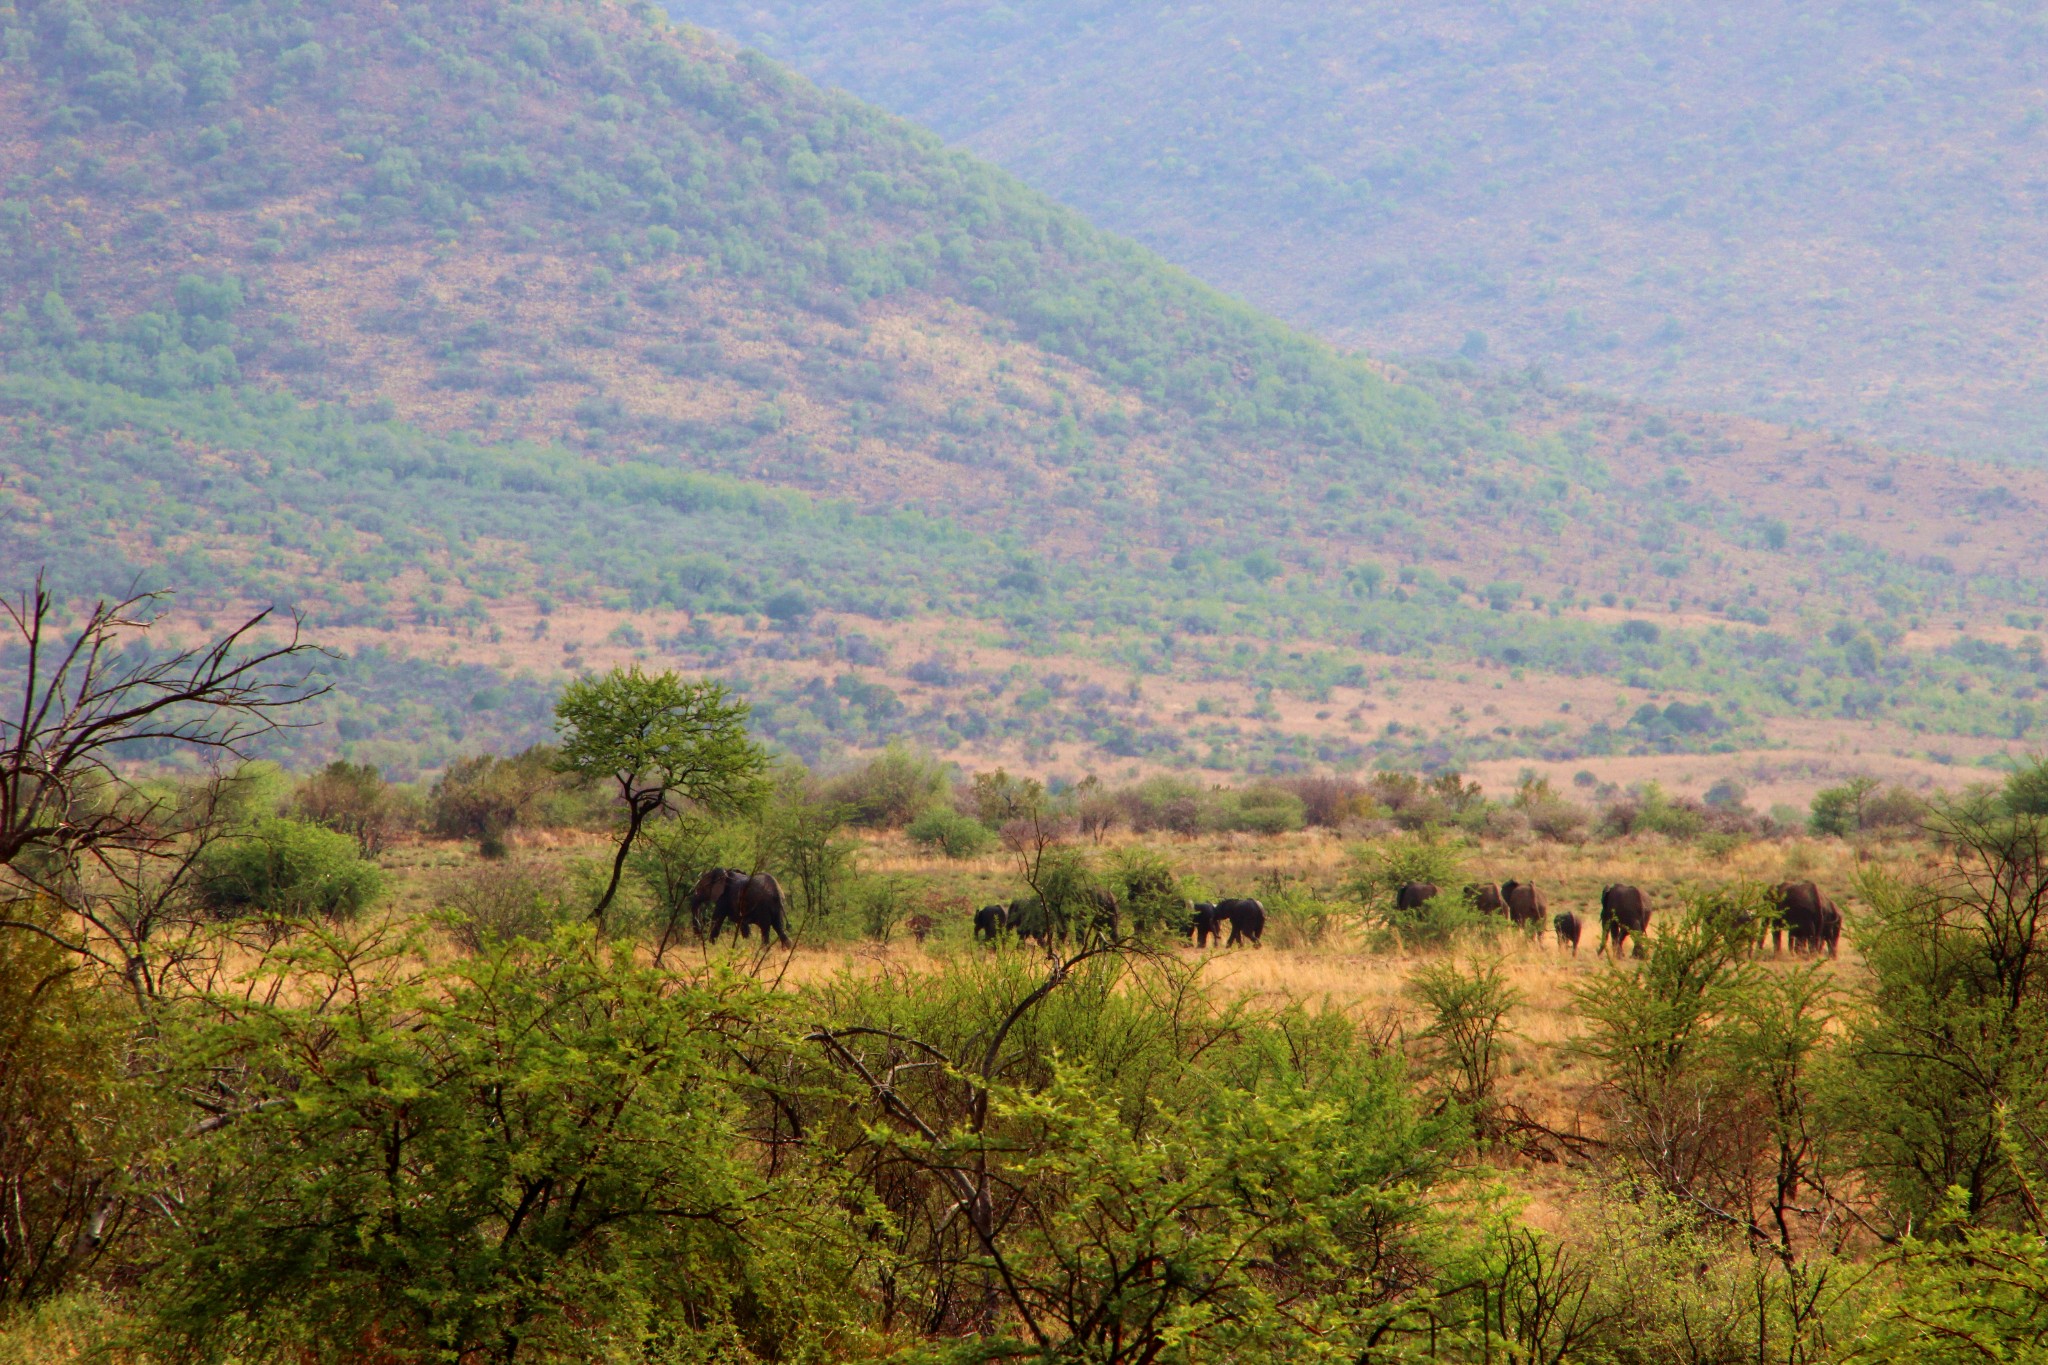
1552;910;1582;956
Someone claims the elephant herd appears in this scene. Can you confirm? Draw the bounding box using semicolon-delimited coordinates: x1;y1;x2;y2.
1397;878;1843;958
973;894;1267;948
683;865;1843;960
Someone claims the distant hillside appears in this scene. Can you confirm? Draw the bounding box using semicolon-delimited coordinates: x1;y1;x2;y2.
681;0;2048;462
4;0;2047;789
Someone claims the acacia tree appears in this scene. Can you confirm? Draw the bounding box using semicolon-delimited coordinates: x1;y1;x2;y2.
0;577;321;956
553;667;768;926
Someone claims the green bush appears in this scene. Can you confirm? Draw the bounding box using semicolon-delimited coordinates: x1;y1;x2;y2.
1371;891;1500;952
1344;836;1467;913
820;744;949;828
1106;845;1185;935
1216;784;1307;835
197;817;384;922
906;804;995;858
440;860;570;951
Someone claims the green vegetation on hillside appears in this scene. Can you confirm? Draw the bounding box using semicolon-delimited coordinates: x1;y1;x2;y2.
4;0;2048;776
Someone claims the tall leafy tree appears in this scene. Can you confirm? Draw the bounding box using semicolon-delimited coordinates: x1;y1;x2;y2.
553;668;767;925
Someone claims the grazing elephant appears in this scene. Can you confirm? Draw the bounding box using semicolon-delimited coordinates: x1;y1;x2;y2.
1464;883;1506;916
974;904;1010;942
1077;887;1121;946
1553;910;1583;956
1599;884;1652;957
694;868;792;947
1396;881;1440;911
1216;898;1266;947
1189;902;1225;948
1005;897;1051;946
1501;880;1548;938
1773;882;1842;957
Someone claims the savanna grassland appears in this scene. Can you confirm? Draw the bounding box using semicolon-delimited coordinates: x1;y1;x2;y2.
7;709;2044;1364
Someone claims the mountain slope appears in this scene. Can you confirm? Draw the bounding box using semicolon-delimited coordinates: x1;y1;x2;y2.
679;0;2048;461
4;0;2047;791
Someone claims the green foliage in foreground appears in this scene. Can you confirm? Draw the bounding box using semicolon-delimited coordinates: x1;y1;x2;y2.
142;929;1462;1363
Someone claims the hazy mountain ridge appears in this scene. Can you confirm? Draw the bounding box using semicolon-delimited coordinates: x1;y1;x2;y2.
683;0;2048;461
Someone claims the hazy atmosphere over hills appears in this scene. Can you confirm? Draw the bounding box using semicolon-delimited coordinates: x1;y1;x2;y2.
681;0;2048;461
2;0;2046;800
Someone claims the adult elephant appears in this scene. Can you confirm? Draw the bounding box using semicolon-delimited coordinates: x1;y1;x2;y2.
1464;883;1506;916
694;868;792;948
1773;882;1842;957
1599;884;1652;957
1501;880;1548;938
1005;896;1051;946
974;904;1010;942
1009;889;1117;947
1216;897;1266;947
1396;882;1439;911
1189;902;1225;948
1077;887;1121;946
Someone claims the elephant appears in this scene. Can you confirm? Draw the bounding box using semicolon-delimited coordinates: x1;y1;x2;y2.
1599;884;1652;956
1553;910;1582;956
692;868;792;947
1773;882;1842;957
974;904;1010;942
1215;897;1266;947
1396;881;1440;911
1464;883;1506;916
1189;902;1225;948
1502;880;1548;938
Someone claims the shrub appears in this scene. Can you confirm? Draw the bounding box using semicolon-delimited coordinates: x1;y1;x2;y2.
1809;775;1923;837
291;761;417;855
1218;784;1307;835
441;859;570;951
0;902;144;1307
1371;891;1500;952
821;744;948;828
907;805;995;858
1601;782;1707;839
429;745;575;844
1344;837;1467;913
1368;770;1489;832
1408;957;1521;1124
1115;775;1202;835
1279;775;1378;827
197;817;383;922
1106;845;1184;936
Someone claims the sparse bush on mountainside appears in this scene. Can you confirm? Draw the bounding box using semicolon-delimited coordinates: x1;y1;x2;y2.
0;0;2040;785
693;0;2048;461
